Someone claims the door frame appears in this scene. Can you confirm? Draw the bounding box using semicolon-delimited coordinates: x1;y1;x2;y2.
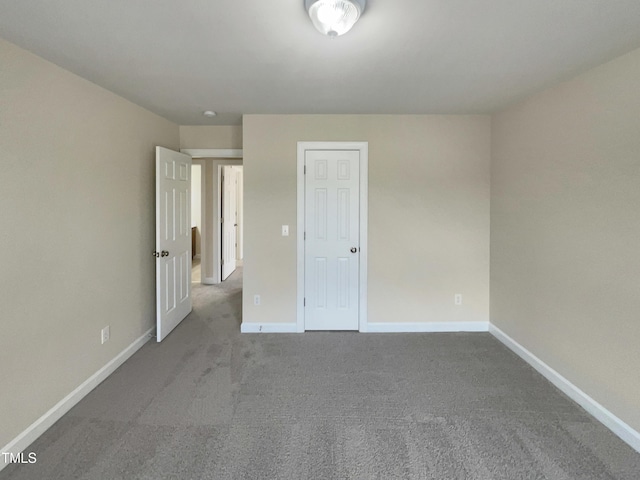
296;141;369;333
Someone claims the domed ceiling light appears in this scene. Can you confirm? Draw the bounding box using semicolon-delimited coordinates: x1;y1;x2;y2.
305;0;366;37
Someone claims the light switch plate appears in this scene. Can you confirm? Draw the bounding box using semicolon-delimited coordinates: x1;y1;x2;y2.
282;225;289;236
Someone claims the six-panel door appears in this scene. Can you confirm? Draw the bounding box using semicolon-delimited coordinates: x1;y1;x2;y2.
304;150;360;330
156;147;192;341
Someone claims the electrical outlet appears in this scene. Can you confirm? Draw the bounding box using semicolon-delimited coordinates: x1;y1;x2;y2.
101;326;110;344
254;294;261;306
454;294;462;306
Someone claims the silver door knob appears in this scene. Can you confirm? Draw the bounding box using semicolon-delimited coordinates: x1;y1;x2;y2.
161;250;169;257
350;247;357;253
152;251;160;257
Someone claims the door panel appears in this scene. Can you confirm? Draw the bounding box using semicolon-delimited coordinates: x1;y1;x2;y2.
221;166;237;280
304;150;360;330
156;147;192;342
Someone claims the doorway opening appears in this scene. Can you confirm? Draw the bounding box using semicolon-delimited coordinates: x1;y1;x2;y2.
189;157;243;286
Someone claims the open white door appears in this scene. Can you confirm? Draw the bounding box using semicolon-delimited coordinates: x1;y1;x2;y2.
155;147;192;342
221;166;237;280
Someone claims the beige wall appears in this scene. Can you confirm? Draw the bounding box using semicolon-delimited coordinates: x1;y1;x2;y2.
0;39;179;449
491;48;640;432
179;125;243;149
243;115;490;326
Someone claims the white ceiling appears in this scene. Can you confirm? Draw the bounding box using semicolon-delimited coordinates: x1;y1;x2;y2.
2;1;640;125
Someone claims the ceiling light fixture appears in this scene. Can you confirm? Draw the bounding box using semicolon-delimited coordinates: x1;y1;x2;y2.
305;0;366;38
203;110;217;117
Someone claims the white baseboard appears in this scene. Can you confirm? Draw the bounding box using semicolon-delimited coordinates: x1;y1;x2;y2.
194;254;201;260
203;277;216;285
241;322;489;334
363;321;489;333
241;323;298;333
489;323;640;454
0;327;154;471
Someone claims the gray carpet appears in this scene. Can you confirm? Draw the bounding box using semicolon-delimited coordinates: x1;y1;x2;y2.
3;267;639;479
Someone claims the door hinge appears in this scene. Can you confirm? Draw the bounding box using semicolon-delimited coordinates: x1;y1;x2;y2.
221;259;224;265
304;165;306;175
304;232;306;240
303;298;306;306
220;217;224;223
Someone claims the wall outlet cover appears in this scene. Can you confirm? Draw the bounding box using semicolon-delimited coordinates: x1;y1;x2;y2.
101;326;110;344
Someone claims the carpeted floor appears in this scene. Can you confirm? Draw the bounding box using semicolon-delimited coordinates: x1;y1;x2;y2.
2;267;639;479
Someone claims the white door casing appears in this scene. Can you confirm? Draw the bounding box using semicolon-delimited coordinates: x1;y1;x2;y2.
297;142;368;332
221;166;237;280
236;167;244;261
155;147;192;342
